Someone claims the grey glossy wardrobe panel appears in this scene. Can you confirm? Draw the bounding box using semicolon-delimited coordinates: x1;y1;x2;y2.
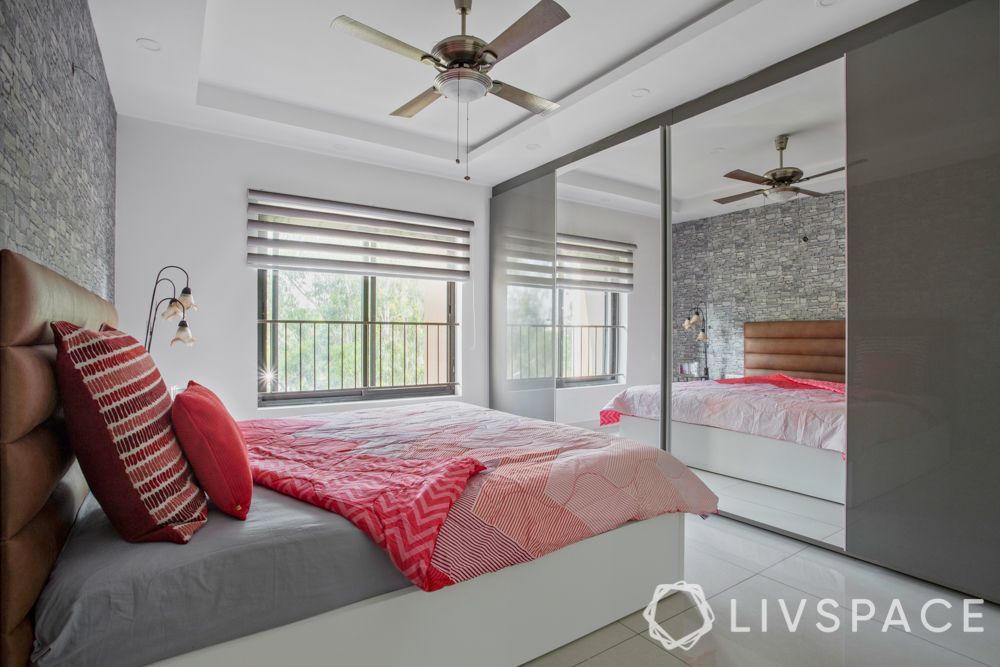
845;0;1000;601
489;173;557;420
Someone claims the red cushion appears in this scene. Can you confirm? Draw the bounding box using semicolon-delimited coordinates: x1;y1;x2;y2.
171;381;252;519
51;322;208;543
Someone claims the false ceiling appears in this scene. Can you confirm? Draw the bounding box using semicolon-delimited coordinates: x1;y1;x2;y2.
89;0;914;186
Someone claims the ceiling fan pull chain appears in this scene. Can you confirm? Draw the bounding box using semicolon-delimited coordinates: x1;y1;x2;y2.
455;84;461;164
465;101;471;181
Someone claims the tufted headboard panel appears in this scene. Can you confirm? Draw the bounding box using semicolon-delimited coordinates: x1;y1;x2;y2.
743;319;846;382
0;250;118;666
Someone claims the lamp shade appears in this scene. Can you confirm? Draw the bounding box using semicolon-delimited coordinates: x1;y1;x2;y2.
171;321;195;347
161;299;184;321
696;330;708;343
177;287;197;310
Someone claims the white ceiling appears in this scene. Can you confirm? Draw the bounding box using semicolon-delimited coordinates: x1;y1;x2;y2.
89;0;913;187
559;59;846;222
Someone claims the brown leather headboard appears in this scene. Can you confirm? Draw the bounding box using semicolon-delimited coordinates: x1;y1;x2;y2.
0;250;117;666
744;319;845;382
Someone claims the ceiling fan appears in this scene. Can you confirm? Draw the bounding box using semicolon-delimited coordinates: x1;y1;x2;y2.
331;0;569;118
714;135;845;205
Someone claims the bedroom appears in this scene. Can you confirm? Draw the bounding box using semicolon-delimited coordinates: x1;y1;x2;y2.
2;1;998;666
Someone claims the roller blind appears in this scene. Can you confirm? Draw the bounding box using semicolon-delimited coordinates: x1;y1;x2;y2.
246;190;473;281
555;233;635;293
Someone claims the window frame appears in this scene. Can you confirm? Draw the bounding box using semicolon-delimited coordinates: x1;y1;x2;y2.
256;270;457;406
555;289;623;389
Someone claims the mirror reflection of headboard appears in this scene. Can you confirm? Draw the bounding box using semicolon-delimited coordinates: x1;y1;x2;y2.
743;319;846;382
0;249;118;666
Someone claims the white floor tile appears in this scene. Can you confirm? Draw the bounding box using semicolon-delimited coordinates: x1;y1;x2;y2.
689;468;744;494
646;575;983;667
715;494;842;542
521;622;635;667
720;480;845;527
762;546;1000;666
580;635;686;666
620;547;756;633
684;514;808;573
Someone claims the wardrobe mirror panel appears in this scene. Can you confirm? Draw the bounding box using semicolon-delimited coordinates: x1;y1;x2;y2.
669;60;848;545
551;130;664;445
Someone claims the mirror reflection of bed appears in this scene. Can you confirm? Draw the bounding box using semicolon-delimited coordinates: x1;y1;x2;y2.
606;320;848;545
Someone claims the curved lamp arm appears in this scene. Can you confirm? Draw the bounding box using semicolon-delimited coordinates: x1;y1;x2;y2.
144;265;195;351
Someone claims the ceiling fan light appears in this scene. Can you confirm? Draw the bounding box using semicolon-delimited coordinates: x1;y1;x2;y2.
435;69;490;102
766;187;798;203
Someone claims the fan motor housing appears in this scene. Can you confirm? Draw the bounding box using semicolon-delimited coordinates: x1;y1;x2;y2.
432;34;488;67
765;166;804;184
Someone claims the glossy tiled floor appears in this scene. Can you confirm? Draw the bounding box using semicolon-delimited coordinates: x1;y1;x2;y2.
693;469;846;548
523;513;999;667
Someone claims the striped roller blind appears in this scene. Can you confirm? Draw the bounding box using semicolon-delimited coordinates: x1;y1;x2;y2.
556;233;635;293
246;190;473;281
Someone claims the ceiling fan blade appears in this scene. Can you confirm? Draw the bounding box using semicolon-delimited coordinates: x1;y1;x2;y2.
331;16;439;67
390;87;442;117
490;81;558;115
482;0;569;64
797;166;846;182
723;169;771;185
715;189;766;204
791;187;824;197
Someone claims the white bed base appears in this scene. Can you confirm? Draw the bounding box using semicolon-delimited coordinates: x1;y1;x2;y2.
618;416;846;504
153;513;683;667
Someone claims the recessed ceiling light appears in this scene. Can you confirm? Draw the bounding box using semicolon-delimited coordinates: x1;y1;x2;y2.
631;87;651;98
526;143;541;151
710;146;726;155
816;0;838;6
136;37;162;51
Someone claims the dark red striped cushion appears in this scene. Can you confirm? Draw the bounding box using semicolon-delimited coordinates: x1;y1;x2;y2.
51;322;207;543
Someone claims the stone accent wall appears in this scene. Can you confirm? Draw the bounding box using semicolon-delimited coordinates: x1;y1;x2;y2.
672;191;845;378
0;0;116;299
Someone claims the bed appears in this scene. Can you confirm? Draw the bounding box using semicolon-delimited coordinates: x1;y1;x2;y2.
607;320;849;503
0;249;712;667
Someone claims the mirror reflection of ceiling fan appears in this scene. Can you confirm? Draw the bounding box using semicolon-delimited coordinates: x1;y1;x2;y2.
714;135;845;205
331;0;568;118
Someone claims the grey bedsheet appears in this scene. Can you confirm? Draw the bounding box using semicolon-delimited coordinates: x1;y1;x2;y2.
31;488;412;667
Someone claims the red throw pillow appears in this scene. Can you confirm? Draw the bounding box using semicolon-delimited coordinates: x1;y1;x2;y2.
171;381;252;520
51;322;208;543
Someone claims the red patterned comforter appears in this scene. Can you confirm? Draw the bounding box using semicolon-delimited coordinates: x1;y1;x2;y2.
241;402;717;592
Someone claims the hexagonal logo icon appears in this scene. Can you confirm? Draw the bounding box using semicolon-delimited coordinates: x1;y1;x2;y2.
644;581;715;652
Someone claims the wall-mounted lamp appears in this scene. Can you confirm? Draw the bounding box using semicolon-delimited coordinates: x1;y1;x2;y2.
145;266;199;350
683;303;710;379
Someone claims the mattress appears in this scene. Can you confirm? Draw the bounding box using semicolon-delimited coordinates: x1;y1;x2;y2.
31;488;411;667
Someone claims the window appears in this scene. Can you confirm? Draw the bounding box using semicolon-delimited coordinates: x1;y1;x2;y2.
503;232;632;387
505;285;623;387
556;289;622;387
257;270;456;405
246;189;471;406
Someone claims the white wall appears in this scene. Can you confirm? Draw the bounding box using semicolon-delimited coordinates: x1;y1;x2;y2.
115;117;490;420
554;199;662;425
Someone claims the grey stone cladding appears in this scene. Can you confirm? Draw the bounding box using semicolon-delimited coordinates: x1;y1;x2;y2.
672;191;845;379
1;0;116;299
